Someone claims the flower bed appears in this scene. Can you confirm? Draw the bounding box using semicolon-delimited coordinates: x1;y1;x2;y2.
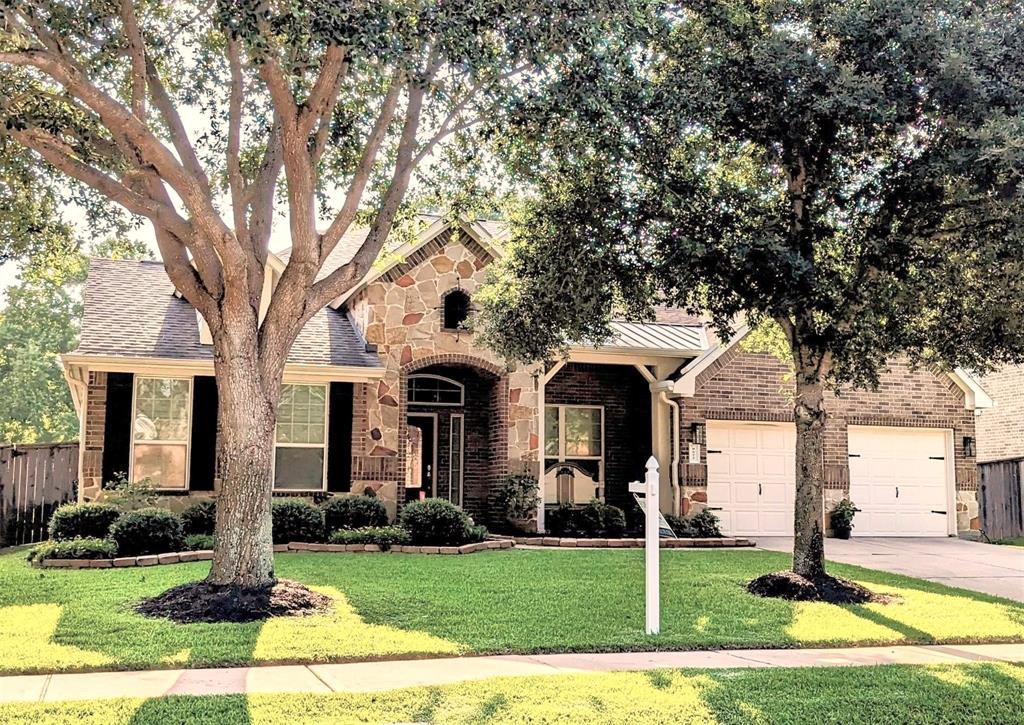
30;539;515;568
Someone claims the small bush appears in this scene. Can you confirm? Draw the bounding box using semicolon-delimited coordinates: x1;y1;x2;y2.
495;474;540;522
322;495;388;533
271;500;325;543
47;503;121;541
109;508;185;557
689;508;722;537
399;498;479;545
97;473;158;511
180;500;217;536
27;537;116;562
184;534;215;551
466;524;488;543
665;513;696;538
328;526;410;549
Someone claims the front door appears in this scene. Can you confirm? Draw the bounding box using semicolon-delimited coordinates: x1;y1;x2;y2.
406;414;436;503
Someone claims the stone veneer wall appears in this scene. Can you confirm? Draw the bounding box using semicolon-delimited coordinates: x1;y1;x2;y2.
80;370;107;501
678;347;979;531
976;364;1024;464
346;228;538;520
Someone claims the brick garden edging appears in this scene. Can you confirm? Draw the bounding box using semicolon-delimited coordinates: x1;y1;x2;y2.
32;539;515;569
508;536;755;548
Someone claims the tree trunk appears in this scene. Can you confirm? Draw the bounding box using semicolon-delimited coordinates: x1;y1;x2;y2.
791;345;828;580
207;334;280;588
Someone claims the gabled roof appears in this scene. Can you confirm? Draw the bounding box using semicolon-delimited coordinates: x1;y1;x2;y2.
73;258;382;370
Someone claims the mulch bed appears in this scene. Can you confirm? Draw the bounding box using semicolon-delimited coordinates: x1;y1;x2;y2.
136;579;332;624
747;570;895;605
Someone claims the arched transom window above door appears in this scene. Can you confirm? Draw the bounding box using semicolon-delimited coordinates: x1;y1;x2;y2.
407;374;465;406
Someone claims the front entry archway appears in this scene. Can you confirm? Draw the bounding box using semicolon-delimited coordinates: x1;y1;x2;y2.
401;361;504;522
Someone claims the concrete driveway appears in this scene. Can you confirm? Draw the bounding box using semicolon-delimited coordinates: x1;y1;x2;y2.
755;537;1024;602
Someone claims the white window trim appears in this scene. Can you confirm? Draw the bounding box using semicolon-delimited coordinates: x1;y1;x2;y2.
129;376;193;491
407;373;465;407
544;404;606;500
449;412;465;506
272;383;330;493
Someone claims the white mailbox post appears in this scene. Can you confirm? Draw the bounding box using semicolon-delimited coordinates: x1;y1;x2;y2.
628;456;661;635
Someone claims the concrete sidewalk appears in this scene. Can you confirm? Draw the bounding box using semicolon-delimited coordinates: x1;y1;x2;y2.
2;643;1022;704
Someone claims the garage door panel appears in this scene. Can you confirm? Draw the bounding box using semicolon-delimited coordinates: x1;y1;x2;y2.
706;422;796;537
848;427;950;537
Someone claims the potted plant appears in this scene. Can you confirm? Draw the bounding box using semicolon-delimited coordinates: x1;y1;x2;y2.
830;499;858;539
495;474;540;533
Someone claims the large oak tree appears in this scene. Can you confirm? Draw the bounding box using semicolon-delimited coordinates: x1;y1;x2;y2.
480;0;1024;591
0;0;624;590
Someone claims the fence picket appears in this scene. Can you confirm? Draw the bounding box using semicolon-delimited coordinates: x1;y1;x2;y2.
0;443;79;547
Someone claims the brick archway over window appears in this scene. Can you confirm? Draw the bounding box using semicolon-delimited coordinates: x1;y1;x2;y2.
397;354;509;522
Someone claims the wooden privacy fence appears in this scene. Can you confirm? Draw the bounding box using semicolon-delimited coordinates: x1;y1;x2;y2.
0;443;79;546
978;458;1024;541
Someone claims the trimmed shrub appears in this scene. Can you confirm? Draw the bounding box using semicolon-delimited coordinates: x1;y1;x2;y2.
322;495;388;533
27;537;116;562
690;508;722;538
399;498;480;545
271;499;325;544
184;534;215;551
466;524;488;543
109;508;185;557
180;501;217;536
665;513;696;538
547;501;627;538
328;526;410;549
47;503;120;541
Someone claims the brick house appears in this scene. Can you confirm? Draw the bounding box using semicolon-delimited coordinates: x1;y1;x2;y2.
976;364;1024;464
62;217;991;537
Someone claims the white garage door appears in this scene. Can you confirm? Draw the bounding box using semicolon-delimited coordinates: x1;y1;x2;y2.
848;427;952;537
706;422;796;536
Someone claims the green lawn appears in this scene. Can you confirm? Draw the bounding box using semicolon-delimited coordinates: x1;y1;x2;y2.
1;547;1023;675
996;537;1024;547
1;663;1022;724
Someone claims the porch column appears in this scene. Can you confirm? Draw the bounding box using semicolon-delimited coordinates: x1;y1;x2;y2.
536;360;566;533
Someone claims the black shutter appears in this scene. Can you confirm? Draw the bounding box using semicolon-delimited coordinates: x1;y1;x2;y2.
189;376;219;491
102;372;134;484
326;382;353;492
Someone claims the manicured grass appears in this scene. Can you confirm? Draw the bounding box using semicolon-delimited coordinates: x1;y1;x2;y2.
1;547;1023;675
996;537;1024;547
1;663;1022;724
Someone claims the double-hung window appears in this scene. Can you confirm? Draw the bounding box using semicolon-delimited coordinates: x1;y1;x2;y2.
131;377;192;489
543;405;604;503
274;383;328;491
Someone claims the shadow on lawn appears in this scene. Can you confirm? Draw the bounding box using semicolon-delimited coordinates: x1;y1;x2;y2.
128;694;251;725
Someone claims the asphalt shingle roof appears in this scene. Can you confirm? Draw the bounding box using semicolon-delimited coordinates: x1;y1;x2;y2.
75;258;382;369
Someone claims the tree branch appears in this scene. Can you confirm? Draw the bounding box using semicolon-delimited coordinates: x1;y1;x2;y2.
226;38;249;243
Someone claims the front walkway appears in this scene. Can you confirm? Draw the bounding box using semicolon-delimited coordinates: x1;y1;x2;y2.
3;643;1022;704
756;536;1024;602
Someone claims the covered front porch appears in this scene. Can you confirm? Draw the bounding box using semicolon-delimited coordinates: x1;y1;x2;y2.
535;339;698;532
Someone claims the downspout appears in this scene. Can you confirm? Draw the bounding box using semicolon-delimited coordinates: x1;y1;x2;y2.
659;390;681;516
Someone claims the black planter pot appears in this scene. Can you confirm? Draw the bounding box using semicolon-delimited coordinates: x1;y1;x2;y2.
833;527;852;540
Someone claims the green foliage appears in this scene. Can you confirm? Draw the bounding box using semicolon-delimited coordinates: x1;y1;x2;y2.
0;237;151;444
664;513;694;538
108;508;184;557
96;474;158;512
399;498;481;546
494;473;540;522
328;526;411;549
321;495;388;533
547;500;627;538
47;503;120;541
830;499;858;532
481;1;1024;382
271;500;325;544
688;509;722;538
179;501;217;536
27;537;116;562
184;534;215;551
